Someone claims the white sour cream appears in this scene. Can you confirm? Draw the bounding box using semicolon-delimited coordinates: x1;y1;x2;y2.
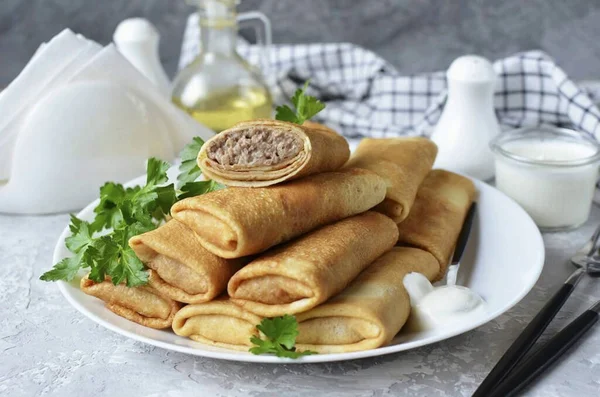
493;135;600;230
403;272;486;331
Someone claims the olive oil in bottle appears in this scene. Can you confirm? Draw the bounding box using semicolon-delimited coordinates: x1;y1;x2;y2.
171;0;273;132
173;85;272;133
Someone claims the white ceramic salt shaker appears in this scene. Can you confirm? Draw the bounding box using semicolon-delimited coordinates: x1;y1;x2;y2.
113;18;171;96
430;55;500;180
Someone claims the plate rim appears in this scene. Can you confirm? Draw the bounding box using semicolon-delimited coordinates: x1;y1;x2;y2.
54;177;545;364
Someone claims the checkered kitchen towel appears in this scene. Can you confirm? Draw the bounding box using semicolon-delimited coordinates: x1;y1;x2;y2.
179;13;600;139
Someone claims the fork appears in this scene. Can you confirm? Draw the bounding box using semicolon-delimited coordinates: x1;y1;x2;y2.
472;223;600;396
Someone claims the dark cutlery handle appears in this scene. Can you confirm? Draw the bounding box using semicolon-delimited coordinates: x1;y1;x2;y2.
489;307;599;397
472;270;584;397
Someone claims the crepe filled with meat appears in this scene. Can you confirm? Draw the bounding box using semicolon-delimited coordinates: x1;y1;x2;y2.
129;220;249;304
396;169;476;281
228;211;399;317
198;119;350;187
171;168;387;258
295;247;439;353
344;137;438;222
80;273;181;329
172;297;262;351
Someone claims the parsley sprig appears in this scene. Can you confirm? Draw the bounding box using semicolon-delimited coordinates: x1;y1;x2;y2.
177;136;204;186
275;81;325;125
250;315;317;358
176;136;225;199
40;137;224;287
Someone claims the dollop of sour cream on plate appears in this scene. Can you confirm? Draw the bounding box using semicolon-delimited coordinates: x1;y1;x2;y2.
403;272;486;331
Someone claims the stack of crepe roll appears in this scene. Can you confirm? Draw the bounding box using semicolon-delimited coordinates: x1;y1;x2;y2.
80;119;476;354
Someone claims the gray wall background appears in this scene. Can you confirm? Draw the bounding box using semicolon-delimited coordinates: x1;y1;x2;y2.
2;0;600;87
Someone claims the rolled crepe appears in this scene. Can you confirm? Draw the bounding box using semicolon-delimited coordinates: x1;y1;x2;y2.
228;211;399;317
296;247;439;353
198;119;350;187
396;169;476;281
80;273;181;329
344;137;438;222
172;298;262;351
171;168;387;258
129;220;248;304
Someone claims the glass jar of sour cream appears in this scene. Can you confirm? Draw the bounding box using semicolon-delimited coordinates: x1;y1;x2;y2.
490;126;600;231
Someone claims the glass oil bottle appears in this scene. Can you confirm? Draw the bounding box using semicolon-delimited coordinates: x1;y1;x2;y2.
172;0;273;132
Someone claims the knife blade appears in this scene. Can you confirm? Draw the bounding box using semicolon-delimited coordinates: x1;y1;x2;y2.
446;202;477;286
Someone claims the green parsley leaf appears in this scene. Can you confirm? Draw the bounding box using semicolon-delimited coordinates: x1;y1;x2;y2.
178;180;225;200
153;184;178;215
275;81;326;125
176;136;226;199
146;157;170;186
64;215;94;254
91;183;133;232
107;244;149;287
40;215;96;282
177;137;205;186
249;315;317;358
257;315;298;349
39;250;87;282
91;182;127;232
68;215;84;234
180;136;205;163
91;158;176;230
274;105;297;123
134;158;175;220
85;223;152;287
86;239;116;282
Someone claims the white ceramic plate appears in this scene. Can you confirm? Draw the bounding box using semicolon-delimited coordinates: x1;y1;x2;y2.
55;176;544;363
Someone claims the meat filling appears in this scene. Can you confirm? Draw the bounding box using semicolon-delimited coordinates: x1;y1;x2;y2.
207;128;303;166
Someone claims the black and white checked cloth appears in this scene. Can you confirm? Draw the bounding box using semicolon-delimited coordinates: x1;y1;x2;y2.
179;13;600;139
